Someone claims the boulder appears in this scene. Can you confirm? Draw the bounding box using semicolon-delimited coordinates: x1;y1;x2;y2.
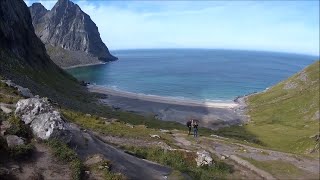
0;121;11;135
0;105;13;114
195;150;214;167
15;97;71;142
6;135;25;147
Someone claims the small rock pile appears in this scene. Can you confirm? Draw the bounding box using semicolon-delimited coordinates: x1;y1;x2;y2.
195;150;214;167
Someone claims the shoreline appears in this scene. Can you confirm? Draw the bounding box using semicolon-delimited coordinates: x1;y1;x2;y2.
63;62;106;69
88;85;239;109
88;85;247;129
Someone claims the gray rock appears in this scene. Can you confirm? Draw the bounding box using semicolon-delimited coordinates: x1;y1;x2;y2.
9;165;20;173
2;80;34;98
0;120;11;135
15;97;71;141
6;135;25;147
29;0;117;68
126;123;134;128
195;150;214;167
0;167;9;175
16;86;33;98
159;129;170;133
150;134;160;138
0;105;13;114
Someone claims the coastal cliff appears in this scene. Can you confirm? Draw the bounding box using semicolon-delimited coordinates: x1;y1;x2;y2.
29;0;117;68
0;0;94;111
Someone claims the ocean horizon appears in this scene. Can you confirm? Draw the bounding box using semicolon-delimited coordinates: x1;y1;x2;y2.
67;49;318;102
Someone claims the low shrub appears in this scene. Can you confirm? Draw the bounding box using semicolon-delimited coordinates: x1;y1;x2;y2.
9;143;34;160
6;116;32;139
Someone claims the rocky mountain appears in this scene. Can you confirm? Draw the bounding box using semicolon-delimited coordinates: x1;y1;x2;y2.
29;0;117;68
0;0;95;112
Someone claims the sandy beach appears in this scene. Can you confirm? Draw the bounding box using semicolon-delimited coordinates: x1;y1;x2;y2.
89;85;247;129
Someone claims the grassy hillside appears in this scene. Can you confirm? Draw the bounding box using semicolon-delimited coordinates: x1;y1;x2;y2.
216;60;319;155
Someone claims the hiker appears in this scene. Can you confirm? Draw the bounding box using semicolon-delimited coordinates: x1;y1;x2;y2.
186;119;192;135
193;120;199;137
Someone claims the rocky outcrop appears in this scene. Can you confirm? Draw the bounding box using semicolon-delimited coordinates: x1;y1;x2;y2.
195;150;213;167
29;0;117;68
1;80;34;98
6;135;25;147
15;97;71;142
1;0;86;111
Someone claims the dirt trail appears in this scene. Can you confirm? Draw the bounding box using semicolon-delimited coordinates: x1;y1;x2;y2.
1;143;72;180
172;133;320;180
75;130;172;180
201;137;319;174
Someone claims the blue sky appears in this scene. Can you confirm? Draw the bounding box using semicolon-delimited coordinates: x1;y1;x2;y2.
25;0;319;56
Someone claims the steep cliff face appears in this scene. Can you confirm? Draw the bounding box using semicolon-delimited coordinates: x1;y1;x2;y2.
29;3;48;25
0;0;51;67
30;0;117;68
0;0;92;111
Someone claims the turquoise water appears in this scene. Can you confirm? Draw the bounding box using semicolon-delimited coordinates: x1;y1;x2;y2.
67;49;317;101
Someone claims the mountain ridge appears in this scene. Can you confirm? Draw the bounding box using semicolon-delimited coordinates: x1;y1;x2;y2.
29;0;117;68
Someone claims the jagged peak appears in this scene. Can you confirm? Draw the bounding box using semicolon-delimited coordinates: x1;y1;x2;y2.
54;0;78;10
30;2;47;10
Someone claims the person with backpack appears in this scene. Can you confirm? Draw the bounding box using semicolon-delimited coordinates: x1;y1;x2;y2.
193;120;199;138
186;119;192;135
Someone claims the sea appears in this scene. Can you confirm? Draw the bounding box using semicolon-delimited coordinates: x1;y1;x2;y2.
67;49;317;102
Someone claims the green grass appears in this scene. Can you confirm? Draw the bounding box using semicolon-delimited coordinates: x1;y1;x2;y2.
240;156;307;179
0;78;22;104
45;139;83;180
124;146;233;180
62;109;179;147
6;116;32;139
112;111;214;136
216;61;320;155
